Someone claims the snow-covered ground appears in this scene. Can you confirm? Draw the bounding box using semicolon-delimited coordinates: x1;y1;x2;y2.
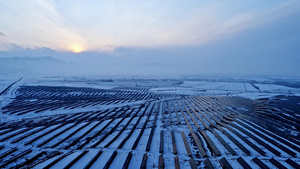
151;80;300;99
0;76;299;168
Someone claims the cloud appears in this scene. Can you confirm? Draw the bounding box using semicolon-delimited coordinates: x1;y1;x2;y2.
0;1;86;51
0;0;299;52
0;40;16;51
0;30;16;51
189;0;300;45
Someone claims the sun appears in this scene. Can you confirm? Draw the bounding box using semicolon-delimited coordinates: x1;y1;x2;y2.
71;45;84;53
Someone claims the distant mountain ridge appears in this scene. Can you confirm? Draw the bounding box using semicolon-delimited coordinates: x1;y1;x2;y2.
0;56;69;77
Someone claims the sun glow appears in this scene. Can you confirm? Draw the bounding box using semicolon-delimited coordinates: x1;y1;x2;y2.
71;45;84;53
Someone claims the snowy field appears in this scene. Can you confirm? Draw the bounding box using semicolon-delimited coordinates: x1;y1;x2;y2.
0;76;299;169
151;80;300;99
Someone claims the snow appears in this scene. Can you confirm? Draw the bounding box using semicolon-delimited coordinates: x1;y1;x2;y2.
174;130;188;156
127;152;143;169
149;127;160;154
1;76;300;169
46;122;89;148
90;150;113;169
206;130;228;156
70;150;98;169
146;154;158;168
109;118;138;147
135;128;151;151
109;151;129;169
0;128;25;140
237;119;300;157
51;151;79;168
164;156;175;169
122;129;142;150
163;130;172;154
150;80;300;100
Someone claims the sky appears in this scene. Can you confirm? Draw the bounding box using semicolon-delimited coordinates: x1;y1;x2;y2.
0;0;300;77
